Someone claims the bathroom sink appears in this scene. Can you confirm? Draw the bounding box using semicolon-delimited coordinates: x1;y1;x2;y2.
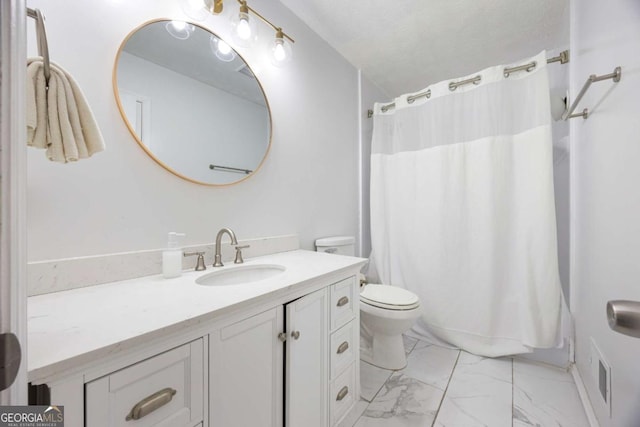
195;264;286;286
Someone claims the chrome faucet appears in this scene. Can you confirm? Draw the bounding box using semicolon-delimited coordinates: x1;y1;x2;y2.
213;228;238;267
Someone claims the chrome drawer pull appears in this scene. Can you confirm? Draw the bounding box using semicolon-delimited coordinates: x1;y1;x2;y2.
126;387;176;421
336;386;349;401
337;341;349;354
337;296;349;307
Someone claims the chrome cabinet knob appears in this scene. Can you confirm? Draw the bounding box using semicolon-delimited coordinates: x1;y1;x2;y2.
291;331;300;340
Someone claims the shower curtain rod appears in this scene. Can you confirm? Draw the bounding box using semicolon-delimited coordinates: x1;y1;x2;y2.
368;50;570;118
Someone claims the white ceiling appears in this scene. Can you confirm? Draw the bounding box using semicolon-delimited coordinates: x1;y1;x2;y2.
280;0;569;99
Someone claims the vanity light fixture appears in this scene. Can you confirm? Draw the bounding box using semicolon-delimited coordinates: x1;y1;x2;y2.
165;20;195;40
193;0;295;66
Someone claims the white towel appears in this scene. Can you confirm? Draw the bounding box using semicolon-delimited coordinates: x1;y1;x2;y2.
26;57;105;163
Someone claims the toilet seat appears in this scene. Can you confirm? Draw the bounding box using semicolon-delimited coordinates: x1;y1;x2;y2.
360;284;420;311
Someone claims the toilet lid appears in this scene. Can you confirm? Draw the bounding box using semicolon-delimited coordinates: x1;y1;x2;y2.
360;284;420;310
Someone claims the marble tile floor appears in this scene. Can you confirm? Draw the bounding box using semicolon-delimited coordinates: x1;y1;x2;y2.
341;336;589;427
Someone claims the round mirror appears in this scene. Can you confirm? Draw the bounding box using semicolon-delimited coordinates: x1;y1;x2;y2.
113;20;272;185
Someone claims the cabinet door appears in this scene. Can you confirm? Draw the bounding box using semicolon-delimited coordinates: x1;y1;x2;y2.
286;288;329;427
210;307;284;427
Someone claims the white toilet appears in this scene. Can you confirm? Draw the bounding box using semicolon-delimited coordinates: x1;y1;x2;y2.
315;236;421;370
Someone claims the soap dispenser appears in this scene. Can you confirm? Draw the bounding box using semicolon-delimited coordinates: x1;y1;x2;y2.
163;232;186;278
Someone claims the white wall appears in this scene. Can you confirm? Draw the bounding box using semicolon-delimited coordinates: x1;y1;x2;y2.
25;0;359;261
118;52;269;184
571;1;640;425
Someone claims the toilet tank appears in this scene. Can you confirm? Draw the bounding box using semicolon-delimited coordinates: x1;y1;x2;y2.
315;236;355;256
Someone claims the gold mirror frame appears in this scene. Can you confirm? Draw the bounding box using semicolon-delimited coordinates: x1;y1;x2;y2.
112;19;273;186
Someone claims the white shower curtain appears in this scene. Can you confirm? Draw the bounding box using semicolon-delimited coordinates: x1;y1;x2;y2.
370;51;562;357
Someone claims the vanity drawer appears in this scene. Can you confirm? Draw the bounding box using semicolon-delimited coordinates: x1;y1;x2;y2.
330;362;356;426
330;276;357;331
330;320;357;380
85;339;204;427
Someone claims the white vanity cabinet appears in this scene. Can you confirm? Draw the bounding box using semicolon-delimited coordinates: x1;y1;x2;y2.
209;276;359;427
28;251;366;427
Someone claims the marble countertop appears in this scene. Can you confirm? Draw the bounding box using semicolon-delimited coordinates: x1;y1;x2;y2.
28;249;367;382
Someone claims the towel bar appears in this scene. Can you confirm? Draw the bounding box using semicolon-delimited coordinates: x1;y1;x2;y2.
209;164;252;174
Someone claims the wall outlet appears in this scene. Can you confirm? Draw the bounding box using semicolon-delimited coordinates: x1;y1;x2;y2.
589;337;612;417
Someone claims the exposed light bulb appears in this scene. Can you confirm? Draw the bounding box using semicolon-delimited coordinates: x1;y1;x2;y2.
187;0;205;9
165;21;194;40
236;16;251;40
170;20;187;31
230;4;256;48
218;40;232;55
273;40;286;62
182;0;209;20
269;29;292;67
209;35;236;62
